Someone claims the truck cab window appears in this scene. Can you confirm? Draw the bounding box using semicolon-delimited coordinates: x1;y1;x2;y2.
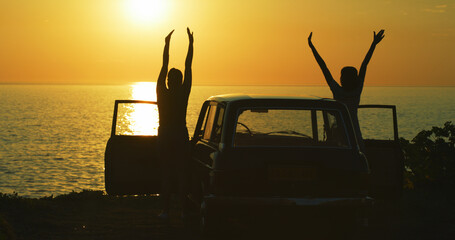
234;108;350;148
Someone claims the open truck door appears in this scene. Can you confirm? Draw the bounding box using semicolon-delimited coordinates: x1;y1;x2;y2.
358;105;404;202
105;100;161;195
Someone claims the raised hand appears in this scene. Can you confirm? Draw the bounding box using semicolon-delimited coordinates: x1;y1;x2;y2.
373;29;385;45
187;27;194;43
359;29;385;83
184;27;194;94
165;29;174;44
308;32;313;46
307;31;334;86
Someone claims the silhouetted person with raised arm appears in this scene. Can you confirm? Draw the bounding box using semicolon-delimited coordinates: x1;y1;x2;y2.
156;28;193;220
308;30;385;151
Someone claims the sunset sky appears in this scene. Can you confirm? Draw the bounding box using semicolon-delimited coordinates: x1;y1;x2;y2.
0;0;454;86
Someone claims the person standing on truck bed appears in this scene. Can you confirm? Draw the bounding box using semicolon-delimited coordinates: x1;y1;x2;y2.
156;28;194;220
308;30;385;152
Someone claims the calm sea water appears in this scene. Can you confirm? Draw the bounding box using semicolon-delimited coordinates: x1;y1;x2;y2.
1;84;454;198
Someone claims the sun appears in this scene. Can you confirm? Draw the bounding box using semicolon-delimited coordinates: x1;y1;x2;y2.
125;0;168;24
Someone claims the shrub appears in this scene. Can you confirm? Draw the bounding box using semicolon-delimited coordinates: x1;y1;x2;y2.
401;121;455;190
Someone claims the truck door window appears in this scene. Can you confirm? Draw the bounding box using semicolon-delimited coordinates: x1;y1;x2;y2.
358;107;395;140
115;102;159;136
212;107;225;143
321;110;349;147
202;104;218;140
316;110;325;141
197;105;210;139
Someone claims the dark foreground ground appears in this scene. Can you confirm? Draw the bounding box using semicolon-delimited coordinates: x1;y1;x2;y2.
1;189;454;240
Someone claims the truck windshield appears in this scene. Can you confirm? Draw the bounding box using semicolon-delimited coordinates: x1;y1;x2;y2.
234;108;349;148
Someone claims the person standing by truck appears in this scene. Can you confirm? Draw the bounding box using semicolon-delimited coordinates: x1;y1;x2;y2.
156;28;194;220
308;30;385;152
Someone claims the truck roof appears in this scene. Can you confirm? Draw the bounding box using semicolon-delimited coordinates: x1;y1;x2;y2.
206;93;336;103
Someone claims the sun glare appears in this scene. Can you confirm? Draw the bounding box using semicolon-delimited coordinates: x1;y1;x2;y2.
129;82;159;136
126;0;168;24
132;82;156;101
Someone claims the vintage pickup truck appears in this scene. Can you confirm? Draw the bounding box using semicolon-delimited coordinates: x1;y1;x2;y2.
104;94;403;232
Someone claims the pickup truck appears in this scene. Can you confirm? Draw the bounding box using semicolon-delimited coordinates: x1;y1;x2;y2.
104;94;404;233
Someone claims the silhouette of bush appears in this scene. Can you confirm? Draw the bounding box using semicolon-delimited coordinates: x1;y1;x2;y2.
51;189;105;200
401;121;455;190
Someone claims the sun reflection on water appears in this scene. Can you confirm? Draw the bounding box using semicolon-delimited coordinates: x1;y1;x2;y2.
116;82;159;136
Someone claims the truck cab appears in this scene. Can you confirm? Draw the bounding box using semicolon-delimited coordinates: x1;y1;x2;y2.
104;94;404;232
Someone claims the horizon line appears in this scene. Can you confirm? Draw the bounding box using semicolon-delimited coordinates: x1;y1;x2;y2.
1;82;455;87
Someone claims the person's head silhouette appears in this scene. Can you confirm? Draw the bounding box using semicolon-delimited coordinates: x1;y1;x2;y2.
167;68;183;90
340;66;358;91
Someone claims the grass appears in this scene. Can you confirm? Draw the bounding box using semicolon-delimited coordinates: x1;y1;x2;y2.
0;190;192;240
1;189;454;240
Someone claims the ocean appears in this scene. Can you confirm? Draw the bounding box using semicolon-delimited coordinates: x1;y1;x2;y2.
1;84;454;198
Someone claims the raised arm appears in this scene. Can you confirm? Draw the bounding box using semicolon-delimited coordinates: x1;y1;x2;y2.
157;30;174;93
358;29;384;86
308;32;336;87
183;27;194;95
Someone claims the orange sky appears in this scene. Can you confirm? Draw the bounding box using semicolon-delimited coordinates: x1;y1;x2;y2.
0;0;454;86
